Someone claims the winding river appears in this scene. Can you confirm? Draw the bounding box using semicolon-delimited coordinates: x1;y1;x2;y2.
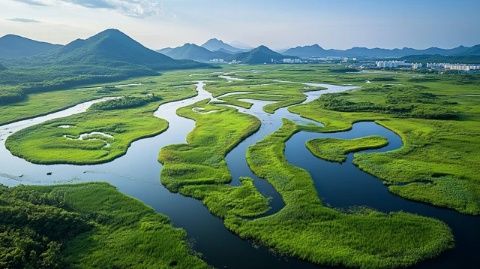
0;78;478;268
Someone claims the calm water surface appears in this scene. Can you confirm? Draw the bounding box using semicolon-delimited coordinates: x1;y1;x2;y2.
0;79;478;268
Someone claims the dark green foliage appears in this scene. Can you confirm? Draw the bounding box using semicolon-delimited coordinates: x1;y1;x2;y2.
90;94;161;110
0;185;91;269
0;183;209;269
317;85;459;119
0;86;25;104
370;76;396;82
329;67;359;73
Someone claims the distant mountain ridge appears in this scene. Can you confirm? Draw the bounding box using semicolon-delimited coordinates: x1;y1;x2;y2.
228;45;294;64
158;43;230;62
283;44;477;59
0;34;61;59
201;38;244;53
158;42;294;64
47;29;202;70
0;29;209;99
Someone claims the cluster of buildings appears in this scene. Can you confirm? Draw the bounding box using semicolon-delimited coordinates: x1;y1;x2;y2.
375;60;480;72
209;58;226;63
282;58;303;64
426;63;480;71
375;60;423;69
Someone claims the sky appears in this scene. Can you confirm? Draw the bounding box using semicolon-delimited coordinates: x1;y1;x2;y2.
1;0;480;50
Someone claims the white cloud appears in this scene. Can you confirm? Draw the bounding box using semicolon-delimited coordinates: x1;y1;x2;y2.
14;0;49;6
14;0;164;18
8;17;41;23
62;0;164;18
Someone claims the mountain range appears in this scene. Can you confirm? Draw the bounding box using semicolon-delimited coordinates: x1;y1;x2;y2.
0;34;62;59
228;45;291;64
47;29;203;70
158;42;293;64
0;29;206;71
158;43;230;62
282;44;478;59
159;40;480;63
0;29;208;94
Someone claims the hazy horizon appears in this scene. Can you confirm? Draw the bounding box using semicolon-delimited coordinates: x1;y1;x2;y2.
1;0;480;51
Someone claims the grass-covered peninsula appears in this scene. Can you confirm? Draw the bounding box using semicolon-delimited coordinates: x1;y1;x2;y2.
0;182;208;269
306;136;389;162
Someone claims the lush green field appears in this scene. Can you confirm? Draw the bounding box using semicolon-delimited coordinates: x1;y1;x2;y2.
2;64;479;267
226;120;453;268
157;96;453;268
5;74;199;164
0;182;208;269
288;68;480;214
306;136;389;162
160;100;269;218
0;70;202;126
191;65;480;215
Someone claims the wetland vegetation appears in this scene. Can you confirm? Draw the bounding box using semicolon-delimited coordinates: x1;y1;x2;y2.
306;136;389;162
0;183;208;269
1;64;479;268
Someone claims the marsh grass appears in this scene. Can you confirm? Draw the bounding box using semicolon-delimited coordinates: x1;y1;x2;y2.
160;100;269;218
5;75;200;164
228;119;454;269
306;136;389;162
0;183;209;269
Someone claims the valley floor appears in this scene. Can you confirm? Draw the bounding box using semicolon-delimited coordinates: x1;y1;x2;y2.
0;64;479;268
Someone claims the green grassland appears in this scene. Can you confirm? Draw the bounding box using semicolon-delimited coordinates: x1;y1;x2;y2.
1;64;479;267
0;70;206;126
306;136;389;162
0;182;208;269
160;99;269;218
224;120;453;269
289;69;480;215
157;96;453;268
5;77;199;164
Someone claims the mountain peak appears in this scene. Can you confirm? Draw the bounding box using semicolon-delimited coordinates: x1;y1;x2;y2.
55;29;205;70
230;45;289;64
203;38;225;46
201;38;243;53
256;45;270;50
159;42;229;62
97;28;125;36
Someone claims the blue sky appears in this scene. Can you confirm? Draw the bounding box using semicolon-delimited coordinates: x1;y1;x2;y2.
1;0;479;50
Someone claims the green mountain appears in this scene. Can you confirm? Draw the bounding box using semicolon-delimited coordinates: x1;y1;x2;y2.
201;38;244;53
49;29;202;70
0;29;208;103
229;45;291;64
400;45;480;64
283;44;475;59
159;43;230;62
0;63;6;70
0;34;61;59
461;45;480;56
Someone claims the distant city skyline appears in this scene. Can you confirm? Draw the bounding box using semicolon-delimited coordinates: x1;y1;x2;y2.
1;0;479;50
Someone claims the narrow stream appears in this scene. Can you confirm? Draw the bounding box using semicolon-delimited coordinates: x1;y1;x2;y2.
0;78;478;268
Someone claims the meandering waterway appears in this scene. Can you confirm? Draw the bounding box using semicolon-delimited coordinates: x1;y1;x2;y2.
0;78;478;268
